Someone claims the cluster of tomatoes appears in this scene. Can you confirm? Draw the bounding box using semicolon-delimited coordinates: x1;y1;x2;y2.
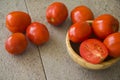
5;2;68;55
5;11;49;55
68;5;120;64
5;1;120;64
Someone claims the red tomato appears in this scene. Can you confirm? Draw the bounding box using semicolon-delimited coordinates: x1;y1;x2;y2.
46;2;68;26
71;5;94;24
79;39;108;64
103;32;120;57
6;11;31;33
5;33;28;55
68;21;92;43
26;22;49;45
92;14;119;39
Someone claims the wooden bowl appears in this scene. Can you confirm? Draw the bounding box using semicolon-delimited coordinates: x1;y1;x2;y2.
66;32;120;70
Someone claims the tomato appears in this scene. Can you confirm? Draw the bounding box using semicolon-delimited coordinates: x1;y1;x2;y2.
5;33;28;55
46;2;68;26
26;22;49;45
71;5;94;24
103;32;120;57
68;21;92;43
92;14;119;39
6;11;31;33
79;39;108;64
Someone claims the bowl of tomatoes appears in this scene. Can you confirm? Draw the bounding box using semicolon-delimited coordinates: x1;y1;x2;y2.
66;32;120;70
66;6;120;70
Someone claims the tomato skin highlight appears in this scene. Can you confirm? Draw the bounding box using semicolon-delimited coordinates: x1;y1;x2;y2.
79;39;108;64
71;5;94;24
46;2;68;26
6;11;31;33
104;32;120;57
68;22;92;43
26;22;49;45
5;33;28;55
92;14;119;39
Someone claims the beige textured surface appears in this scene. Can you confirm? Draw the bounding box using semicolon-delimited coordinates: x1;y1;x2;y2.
0;0;46;80
0;0;120;80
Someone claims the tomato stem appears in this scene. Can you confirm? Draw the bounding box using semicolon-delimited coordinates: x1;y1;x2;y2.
51;18;55;22
86;20;93;24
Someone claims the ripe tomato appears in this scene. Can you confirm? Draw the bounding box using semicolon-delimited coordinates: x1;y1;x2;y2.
5;33;28;55
26;22;49;45
71;5;94;24
6;11;31;33
79;39;108;64
103;32;120;57
46;2;68;26
68;21;92;43
92;14;119;39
